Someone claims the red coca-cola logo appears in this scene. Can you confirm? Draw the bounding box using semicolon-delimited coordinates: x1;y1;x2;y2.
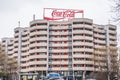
63;10;75;17
51;9;75;18
44;8;84;20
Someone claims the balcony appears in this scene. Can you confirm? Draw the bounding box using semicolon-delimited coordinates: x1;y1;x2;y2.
73;54;94;58
14;32;19;37
94;45;105;49
52;67;69;71
29;43;47;47
73;60;94;65
29;61;47;65
85;36;93;41
21;42;29;46
29;55;47;60
73;48;93;52
109;30;116;34
94;28;105;33
49;43;70;47
94;39;106;44
73;67;85;70
21;36;29;41
29;67;47;71
50;55;61;58
94;34;105;39
36;25;48;29
73;30;84;34
109;35;116;40
110;41;117;45
73;36;93;41
50;26;70;30
49;49;70;53
73;42;93;46
73;24;93;29
49;32;71;35
30;31;47;37
73;48;84;52
49;37;69;41
29;48;47;53
52;61;68;65
29;37;47;42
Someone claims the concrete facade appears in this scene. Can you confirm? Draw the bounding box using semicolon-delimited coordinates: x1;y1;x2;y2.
1;18;117;79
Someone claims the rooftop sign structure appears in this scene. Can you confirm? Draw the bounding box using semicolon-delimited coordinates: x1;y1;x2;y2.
43;8;84;21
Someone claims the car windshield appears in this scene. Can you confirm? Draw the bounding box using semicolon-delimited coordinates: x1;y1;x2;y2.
48;73;59;77
49;74;59;77
49;77;60;80
46;73;62;80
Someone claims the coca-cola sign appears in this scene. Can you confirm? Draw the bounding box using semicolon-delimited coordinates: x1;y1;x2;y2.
43;8;84;21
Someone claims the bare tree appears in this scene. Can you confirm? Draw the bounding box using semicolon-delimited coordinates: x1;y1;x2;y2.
0;44;8;79
111;0;120;22
93;47;108;80
93;47;118;80
0;43;18;80
7;57;18;80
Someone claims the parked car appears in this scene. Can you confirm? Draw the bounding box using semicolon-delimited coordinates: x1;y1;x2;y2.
46;72;64;80
86;78;96;80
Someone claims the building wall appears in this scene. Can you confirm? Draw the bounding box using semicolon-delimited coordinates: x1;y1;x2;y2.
1;18;117;76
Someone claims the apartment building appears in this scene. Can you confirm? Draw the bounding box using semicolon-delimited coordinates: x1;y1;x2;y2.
1;18;117;79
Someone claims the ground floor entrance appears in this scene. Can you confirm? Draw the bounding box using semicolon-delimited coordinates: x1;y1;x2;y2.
19;70;94;80
20;73;38;80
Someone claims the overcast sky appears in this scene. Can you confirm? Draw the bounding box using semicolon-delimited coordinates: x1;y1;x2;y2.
0;0;117;39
